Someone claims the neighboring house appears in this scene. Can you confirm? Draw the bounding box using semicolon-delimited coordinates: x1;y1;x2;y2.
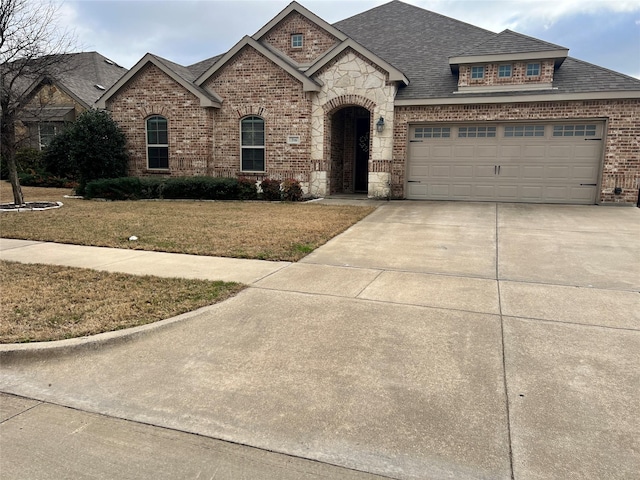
97;1;640;205
15;52;126;150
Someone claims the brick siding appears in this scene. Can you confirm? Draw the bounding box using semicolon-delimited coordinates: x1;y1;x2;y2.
261;12;339;65
393;99;640;203
106;63;213;177
201;45;313;183
459;60;555;87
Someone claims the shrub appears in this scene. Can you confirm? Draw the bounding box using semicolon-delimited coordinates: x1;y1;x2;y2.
18;170;76;189
63;110;129;194
1;148;45;179
281;179;303;202
161;177;239;200
85;177;162;200
42;131;77;180
237;176;258;200
260;178;281;201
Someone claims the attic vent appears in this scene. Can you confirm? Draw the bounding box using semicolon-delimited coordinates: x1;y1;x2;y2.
104;59;114;65
94;84;106;90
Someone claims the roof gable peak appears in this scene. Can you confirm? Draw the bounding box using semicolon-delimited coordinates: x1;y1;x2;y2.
252;1;347;43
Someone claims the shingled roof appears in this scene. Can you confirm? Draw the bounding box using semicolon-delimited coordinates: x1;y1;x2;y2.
52;52;126;107
334;0;640;100
453;30;568;57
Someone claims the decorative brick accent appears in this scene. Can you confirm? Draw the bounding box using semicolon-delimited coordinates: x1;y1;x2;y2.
323;94;376;114
261;12;339;65
393;99;640;204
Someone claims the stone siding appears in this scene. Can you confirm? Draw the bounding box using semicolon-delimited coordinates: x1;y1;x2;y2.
261;12;339;65
393;99;640;204
202;45;313;185
106;63;213;177
311;49;398;197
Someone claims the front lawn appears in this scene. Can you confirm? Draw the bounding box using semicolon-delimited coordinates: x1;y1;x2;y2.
0;182;375;261
0;261;244;343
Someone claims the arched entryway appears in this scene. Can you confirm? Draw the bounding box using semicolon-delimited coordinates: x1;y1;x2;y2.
329;106;371;194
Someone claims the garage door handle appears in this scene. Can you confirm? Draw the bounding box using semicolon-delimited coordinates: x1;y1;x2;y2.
408;180;420;183
580;183;597;186
584;138;602;141
409;140;423;143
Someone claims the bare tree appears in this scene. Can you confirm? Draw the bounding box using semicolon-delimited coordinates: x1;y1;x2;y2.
1;0;77;205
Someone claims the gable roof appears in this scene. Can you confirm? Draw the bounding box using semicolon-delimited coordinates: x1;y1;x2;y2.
252;1;347;43
8;52;126;111
194;36;321;92
305;38;409;85
96;53;222;109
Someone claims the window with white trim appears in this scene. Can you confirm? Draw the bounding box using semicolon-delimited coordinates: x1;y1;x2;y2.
471;66;485;79
291;34;303;48
552;124;597;137
504;125;545;137
414;127;450;138
39;123;58;150
526;63;541;76
241;116;265;172
498;64;512;78
146;116;169;169
458;126;496;138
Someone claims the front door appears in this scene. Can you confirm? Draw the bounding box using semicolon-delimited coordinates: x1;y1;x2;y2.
355;117;369;192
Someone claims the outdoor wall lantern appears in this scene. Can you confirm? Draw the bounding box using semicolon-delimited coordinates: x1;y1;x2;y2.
376;116;385;133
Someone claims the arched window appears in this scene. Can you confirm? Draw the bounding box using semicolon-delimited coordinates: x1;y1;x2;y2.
146;116;168;169
241;116;265;172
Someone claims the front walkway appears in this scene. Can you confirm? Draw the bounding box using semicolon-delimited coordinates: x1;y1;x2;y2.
1;202;639;480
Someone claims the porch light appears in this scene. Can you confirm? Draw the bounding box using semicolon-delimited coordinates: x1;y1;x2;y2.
376;116;385;133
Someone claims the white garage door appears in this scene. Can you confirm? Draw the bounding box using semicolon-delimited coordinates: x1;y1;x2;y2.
407;122;604;204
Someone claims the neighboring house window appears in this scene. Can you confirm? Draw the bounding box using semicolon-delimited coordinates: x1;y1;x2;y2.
526;63;541;76
498;65;512;78
471;66;485;79
146;115;169;169
241;116;265;172
291;33;303;48
39;123;58;150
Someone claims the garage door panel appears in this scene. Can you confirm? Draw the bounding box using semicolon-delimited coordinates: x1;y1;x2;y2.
407;122;602;204
431;166;451;177
452;165;473;178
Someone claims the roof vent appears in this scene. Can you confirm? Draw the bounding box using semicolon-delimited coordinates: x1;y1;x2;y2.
104;59;114;65
95;84;106;90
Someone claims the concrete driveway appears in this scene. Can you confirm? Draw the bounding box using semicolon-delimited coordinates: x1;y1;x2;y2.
1;202;639;479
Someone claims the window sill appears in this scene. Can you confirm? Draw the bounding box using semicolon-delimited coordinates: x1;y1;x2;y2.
144;169;170;174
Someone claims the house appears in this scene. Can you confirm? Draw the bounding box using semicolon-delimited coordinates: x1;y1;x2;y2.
97;1;640;205
14;52;126;150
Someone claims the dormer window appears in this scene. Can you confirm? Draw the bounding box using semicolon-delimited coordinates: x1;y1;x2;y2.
291;33;303;48
526;63;541;76
471;66;485;79
498;65;512;78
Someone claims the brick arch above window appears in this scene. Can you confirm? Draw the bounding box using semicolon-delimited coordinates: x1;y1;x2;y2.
322;94;376;115
235;105;269;119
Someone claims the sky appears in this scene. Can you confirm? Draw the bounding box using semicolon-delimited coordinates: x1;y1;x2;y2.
57;0;640;79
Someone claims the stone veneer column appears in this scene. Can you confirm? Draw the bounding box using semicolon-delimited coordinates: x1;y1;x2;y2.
311;51;397;198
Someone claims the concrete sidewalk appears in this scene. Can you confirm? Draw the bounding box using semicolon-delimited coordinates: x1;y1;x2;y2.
1;202;639;479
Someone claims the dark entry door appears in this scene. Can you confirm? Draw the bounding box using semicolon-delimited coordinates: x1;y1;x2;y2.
355;117;369;192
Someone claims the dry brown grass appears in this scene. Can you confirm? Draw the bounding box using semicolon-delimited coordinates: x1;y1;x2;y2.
0;261;244;343
0;182;375;261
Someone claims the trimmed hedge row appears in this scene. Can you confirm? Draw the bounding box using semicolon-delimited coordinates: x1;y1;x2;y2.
84;176;304;201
